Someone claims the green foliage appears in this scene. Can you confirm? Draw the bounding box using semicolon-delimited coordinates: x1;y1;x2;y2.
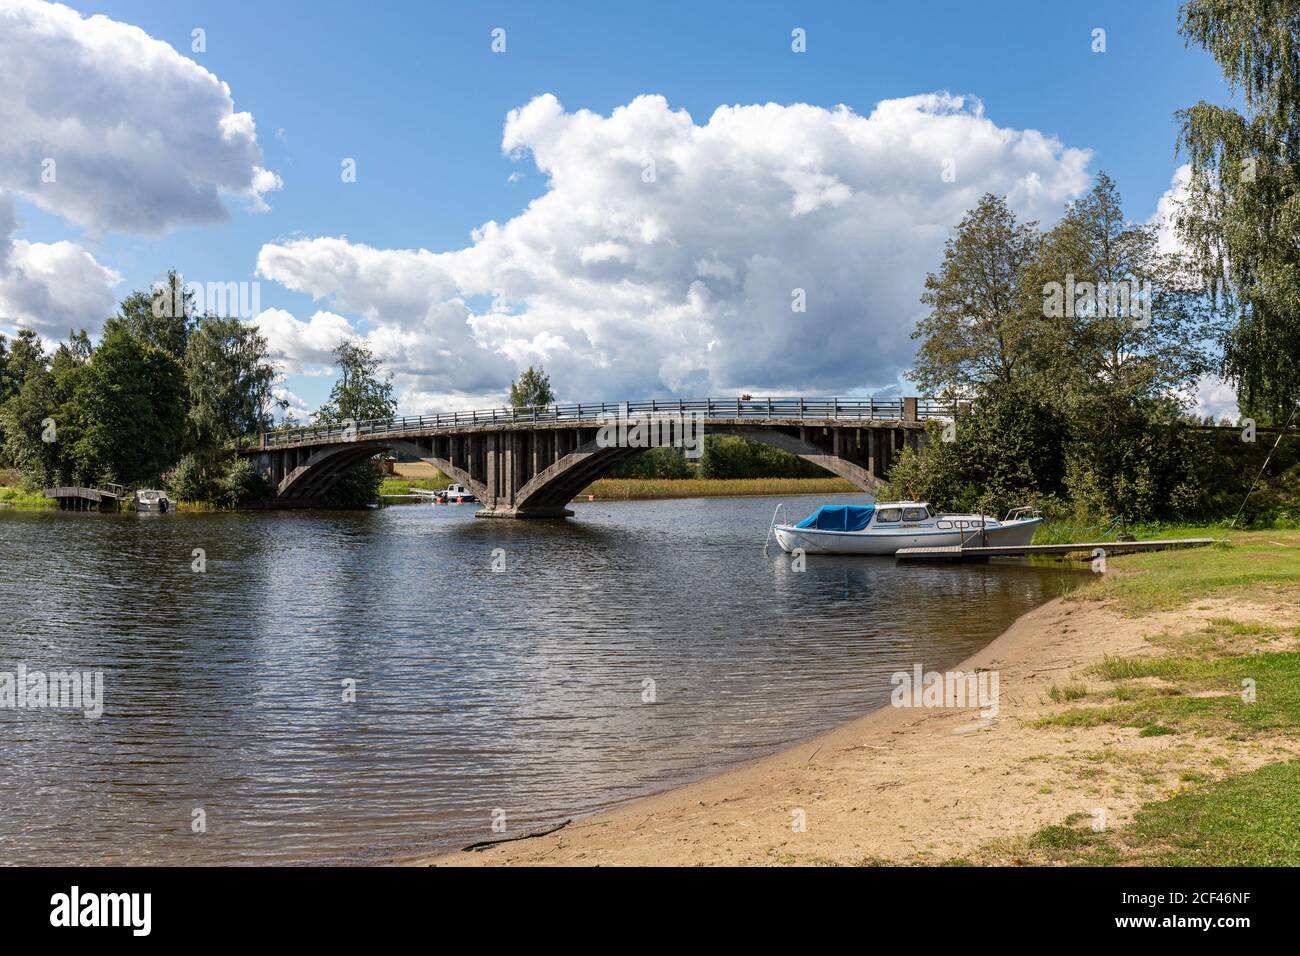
911;193;1044;395
167;453;218;502
183;315;275;452
878;384;1067;514
1177;0;1300;421
0;336;65;486
509;365;555;409
903;173;1219;523
318;461;383;508
60;329;187;485
698;435;828;480
0;273;278;505
101;271;194;360
217;455;268;507
606;446;694;479
315;340;397;424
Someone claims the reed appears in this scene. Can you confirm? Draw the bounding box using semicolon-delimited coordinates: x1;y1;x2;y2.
579;477;859;501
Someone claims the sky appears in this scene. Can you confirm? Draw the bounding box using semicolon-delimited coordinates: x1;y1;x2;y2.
0;0;1239;420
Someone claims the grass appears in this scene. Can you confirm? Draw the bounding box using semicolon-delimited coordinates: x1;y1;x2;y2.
379;476;449;496
1063;528;1300;615
0;485;56;508
981;761;1300;866
1033;648;1300;738
579;476;858;501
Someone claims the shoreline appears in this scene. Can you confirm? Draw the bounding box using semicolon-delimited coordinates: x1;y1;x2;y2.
412;549;1300;865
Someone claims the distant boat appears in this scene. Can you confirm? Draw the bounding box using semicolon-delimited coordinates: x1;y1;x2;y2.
773;501;1040;555
134;489;172;513
411;483;478;504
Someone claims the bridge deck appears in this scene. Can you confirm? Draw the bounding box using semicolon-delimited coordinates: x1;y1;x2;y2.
256;396;952;450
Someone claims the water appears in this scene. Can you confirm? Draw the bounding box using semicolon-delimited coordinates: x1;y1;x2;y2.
0;495;1084;864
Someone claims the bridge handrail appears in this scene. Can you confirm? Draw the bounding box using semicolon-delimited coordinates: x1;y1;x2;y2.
257;396;961;447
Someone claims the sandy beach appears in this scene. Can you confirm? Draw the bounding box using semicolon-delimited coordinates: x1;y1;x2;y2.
415;588;1300;866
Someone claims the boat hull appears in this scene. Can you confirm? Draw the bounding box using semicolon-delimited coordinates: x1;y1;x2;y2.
773;517;1041;556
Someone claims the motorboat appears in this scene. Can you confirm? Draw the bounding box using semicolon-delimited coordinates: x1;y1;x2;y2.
772;501;1041;555
408;483;478;504
134;489;172;513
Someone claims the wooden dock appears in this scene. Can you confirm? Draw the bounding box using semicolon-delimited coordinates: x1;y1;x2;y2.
896;538;1217;562
43;484;126;512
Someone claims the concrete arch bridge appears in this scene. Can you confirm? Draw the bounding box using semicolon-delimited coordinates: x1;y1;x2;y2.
243;396;952;518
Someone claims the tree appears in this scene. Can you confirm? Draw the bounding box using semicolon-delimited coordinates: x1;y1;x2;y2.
910;194;1044;396
184;315;276;452
315;340;397;424
0;334;61;486
102;270;194;360
878;384;1068;516
60;329;186;485
313;340;396;506
509;365;555;408
1176;0;1300;421
1031;173;1213;398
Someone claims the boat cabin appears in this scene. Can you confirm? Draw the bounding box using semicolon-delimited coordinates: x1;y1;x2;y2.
791;502;1000;532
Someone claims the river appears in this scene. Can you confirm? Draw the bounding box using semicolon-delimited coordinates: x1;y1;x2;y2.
0;494;1084;864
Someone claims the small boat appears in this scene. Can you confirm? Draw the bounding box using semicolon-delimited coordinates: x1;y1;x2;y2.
772;501;1041;556
415;483;477;504
134;489;172;513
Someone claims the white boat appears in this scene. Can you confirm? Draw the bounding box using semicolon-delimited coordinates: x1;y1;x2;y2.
410;483;478;504
134;489;172;513
772;501;1041;556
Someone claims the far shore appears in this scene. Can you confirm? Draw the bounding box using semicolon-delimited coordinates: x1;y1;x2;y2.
390;463;860;501
414;531;1300;866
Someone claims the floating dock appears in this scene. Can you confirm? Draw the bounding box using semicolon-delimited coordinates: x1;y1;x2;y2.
896;538;1217;562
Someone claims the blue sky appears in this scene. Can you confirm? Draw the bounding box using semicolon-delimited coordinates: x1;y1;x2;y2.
2;0;1234;416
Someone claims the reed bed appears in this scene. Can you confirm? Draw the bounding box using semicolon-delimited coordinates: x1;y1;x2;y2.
579;477;859;501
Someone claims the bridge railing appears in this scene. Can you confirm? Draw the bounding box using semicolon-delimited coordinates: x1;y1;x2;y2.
258;397;961;448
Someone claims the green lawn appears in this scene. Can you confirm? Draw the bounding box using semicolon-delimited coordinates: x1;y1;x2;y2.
1064;529;1300;615
983;761;1300;866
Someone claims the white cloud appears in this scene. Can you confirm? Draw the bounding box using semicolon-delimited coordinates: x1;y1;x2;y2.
1150;164;1192;257
271;385;312;423
0;0;280;235
0;196;119;337
252;307;358;374
258;92;1093;407
1188;374;1239;423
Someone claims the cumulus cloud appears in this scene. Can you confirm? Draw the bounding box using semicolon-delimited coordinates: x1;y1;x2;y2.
0;0;280;235
253;307;359;374
1150;164;1192;257
0;195;119;338
258;92;1093;409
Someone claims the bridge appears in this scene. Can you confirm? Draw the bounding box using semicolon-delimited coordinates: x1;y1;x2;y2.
244;396;956;517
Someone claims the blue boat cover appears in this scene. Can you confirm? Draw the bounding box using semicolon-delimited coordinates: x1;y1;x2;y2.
794;504;875;532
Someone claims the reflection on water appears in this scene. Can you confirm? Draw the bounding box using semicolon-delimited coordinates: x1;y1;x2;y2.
0;495;1084;864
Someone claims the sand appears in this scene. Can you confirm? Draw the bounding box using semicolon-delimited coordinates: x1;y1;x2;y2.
411;593;1298;866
